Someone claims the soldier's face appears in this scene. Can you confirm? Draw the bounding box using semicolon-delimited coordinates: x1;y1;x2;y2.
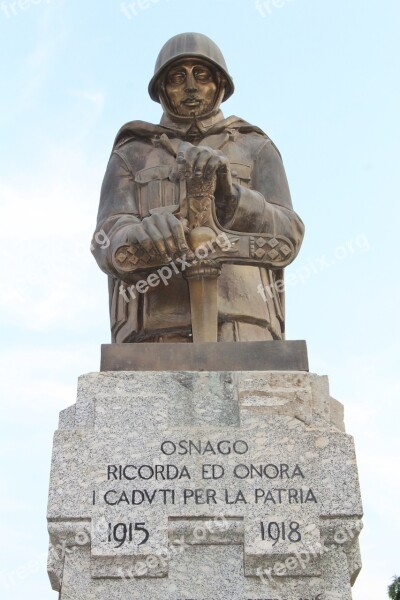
165;60;219;117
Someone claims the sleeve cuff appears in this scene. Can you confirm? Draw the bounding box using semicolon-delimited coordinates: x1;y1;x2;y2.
224;185;266;232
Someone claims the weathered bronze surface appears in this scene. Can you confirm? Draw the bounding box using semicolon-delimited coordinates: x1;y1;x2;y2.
100;341;309;372
92;32;304;343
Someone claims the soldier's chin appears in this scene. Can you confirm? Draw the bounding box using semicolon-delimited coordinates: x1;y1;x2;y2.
177;103;211;118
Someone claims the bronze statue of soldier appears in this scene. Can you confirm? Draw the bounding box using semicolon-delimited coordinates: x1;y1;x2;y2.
92;32;304;344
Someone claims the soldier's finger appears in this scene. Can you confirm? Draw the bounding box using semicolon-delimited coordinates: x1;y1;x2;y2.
177;141;193;156
166;213;193;257
129;223;156;248
183;146;201;178
132;231;158;259
151;213;179;256
193;149;214;178
177;141;192;178
204;155;225;179
176;154;187;179
140;222;169;260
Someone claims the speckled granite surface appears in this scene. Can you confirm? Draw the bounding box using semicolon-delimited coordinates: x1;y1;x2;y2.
47;371;362;599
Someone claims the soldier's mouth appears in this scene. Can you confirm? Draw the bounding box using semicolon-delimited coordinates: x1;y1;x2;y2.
183;98;202;106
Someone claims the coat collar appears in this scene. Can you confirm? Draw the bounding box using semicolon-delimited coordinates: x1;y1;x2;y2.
112;114;268;151
159;109;225;138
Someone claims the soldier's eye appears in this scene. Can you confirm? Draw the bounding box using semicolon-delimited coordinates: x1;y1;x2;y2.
194;68;212;82
168;71;185;84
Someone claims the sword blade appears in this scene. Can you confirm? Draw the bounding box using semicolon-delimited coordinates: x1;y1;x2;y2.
187;273;219;343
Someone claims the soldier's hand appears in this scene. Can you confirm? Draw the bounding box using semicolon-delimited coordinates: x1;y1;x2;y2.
177;142;233;198
125;212;193;262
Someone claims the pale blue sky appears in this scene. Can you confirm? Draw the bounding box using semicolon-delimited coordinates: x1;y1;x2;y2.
0;0;399;598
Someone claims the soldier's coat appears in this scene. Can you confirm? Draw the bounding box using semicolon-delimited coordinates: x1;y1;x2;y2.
92;111;304;342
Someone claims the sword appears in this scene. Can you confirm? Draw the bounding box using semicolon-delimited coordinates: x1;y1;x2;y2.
184;260;221;343
179;162;222;343
152;137;223;342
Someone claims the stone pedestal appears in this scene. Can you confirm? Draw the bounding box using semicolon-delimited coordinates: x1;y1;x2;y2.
47;369;362;600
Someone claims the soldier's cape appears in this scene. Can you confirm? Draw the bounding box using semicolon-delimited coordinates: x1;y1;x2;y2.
112;115;282;158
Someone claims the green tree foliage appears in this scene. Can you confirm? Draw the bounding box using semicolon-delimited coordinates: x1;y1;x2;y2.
388;575;400;600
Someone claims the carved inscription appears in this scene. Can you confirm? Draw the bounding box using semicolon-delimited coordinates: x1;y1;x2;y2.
89;437;324;559
108;522;149;548
99;439;318;509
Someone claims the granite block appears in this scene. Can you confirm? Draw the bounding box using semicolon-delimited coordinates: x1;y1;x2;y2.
47;370;363;599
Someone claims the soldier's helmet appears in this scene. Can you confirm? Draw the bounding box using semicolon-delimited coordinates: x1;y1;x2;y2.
148;32;234;103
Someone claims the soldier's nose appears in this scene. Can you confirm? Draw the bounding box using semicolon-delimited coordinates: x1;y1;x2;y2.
185;72;198;93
